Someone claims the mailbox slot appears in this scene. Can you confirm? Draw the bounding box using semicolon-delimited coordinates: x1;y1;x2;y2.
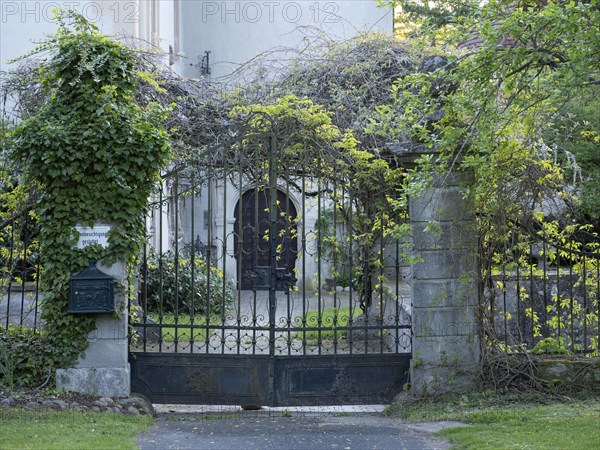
68;260;115;313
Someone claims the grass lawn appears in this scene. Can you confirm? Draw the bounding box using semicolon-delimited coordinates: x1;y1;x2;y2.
438;403;600;450
0;408;154;450
386;391;600;450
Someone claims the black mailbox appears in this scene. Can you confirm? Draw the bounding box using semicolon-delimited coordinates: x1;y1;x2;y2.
68;259;115;313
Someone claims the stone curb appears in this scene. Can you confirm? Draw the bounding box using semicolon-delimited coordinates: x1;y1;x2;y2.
0;393;154;416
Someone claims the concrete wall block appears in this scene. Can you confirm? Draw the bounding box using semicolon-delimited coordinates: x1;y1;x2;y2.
88;315;128;340
412;306;478;338
410;187;471;222
77;337;129;369
412;279;477;308
412;334;479;367
97;261;126;281
412;222;477;251
412;249;477;280
411;363;480;395
407;169;480;395
56;366;130;398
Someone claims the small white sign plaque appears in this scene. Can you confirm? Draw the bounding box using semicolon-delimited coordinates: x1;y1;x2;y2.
75;225;111;249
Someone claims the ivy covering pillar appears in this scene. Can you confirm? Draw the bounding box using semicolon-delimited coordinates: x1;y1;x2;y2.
10;11;170;396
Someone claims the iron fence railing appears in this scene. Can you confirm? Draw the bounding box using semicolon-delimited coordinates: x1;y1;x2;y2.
0;210;43;331
487;231;599;354
131;134;413;357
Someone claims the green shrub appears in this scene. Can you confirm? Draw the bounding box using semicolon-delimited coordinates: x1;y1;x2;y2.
0;325;53;389
531;337;571;355
143;249;233;316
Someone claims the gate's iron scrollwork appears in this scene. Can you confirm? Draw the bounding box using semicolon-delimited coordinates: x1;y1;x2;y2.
130;131;412;405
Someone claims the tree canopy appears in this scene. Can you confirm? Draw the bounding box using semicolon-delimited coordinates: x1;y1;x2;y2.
381;0;599;229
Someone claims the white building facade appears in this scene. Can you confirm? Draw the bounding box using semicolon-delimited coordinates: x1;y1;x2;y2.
1;1;392;77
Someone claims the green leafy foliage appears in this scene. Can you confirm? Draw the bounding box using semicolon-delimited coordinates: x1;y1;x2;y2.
231;95;407;310
0;325;53;388
8;10;171;368
531;337;570;355
144;249;233;316
545;99;600;225
371;1;600;360
389;0;599;226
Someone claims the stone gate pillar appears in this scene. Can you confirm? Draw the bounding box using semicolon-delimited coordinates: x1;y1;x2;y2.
56;260;130;398
408;168;480;394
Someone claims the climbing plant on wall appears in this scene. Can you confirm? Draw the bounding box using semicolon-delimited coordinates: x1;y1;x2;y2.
9;10;171;367
229;95;408;311
373;0;600;365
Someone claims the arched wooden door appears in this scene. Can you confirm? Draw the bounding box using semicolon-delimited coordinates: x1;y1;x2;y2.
234;189;298;290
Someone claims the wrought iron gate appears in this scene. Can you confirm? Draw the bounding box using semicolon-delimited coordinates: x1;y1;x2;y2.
129;132;412;406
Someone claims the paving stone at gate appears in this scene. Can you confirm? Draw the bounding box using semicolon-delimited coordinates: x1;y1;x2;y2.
137;415;453;450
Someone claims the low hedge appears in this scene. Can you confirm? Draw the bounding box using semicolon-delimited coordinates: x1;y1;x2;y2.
0;325;53;389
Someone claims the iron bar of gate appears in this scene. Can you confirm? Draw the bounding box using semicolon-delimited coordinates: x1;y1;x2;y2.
569;256;575;352
348;185;355;355
189;175;196;354
379;183;385;355
33;254;41;331
174;173;180;352
502;256;508;349
4;218;15;329
142;237;148;352
206;167;213;354
158;185;164;353
236;156;243;355
542;235;548;337
222;154;229;354
268;134;278;404
582;255;588;349
529;245;535;346
316;156;323;355
395;239;401;352
19;214;28;324
251;155;259;354
597;258;599;351
284;166;292;356
301;149;308;355
555;244;561;345
332;175;338;355
515;240;522;344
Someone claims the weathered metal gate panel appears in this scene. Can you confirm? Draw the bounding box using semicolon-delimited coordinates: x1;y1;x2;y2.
130;354;409;406
130;355;270;405
130;133;412;405
273;355;410;405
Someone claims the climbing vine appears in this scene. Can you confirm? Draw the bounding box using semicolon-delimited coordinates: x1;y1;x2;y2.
230;95;408;310
9;11;170;367
374;1;600;367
